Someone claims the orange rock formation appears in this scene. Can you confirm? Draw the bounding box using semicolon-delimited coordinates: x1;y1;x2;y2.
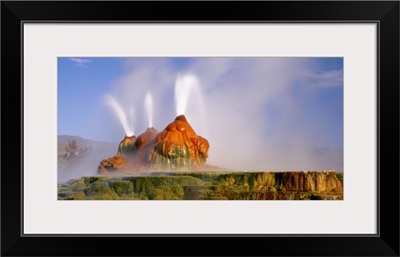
97;155;128;174
149;115;209;170
97;115;210;174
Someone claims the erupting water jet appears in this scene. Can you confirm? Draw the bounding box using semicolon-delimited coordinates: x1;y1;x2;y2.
104;95;134;137
174;73;200;116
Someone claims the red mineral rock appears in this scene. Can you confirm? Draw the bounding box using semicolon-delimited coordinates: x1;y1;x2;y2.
131;127;158;166
134;127;158;151
97;155;128;174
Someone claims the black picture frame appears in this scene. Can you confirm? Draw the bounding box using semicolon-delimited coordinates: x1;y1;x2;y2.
1;1;399;256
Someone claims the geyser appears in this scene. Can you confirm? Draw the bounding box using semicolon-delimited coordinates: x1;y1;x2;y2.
98;73;210;174
174;73;200;116
145;92;153;128
104;95;134;136
98;115;210;174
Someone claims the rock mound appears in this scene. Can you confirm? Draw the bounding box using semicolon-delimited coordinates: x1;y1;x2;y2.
131;127;158;165
98;155;128;174
116;135;136;159
149;115;209;170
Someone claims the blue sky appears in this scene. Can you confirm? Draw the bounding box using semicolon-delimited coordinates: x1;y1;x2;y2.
58;57;343;171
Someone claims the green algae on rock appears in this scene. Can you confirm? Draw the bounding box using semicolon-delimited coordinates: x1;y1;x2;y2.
108;180;134;197
84;182;119;200
58;171;343;200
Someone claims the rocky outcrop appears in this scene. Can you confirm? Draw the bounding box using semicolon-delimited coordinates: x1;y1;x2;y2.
97;128;159;174
97;156;128;174
59;171;343;200
116;135;136;159
149;115;209;170
131;127;158;165
134;127;158;151
97;115;210;173
278;171;342;192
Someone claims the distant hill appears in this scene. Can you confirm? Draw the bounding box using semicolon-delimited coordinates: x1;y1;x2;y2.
58;135;118;183
58;135;117;147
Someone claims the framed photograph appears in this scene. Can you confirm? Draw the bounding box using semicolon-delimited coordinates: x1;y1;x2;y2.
2;1;399;256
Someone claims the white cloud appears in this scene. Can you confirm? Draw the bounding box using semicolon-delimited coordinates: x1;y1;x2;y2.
70;58;92;67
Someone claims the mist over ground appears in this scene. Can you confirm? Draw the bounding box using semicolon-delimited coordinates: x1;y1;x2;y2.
59;57;343;175
58;136;117;182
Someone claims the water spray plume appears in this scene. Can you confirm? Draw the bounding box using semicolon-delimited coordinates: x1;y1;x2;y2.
103;95;134;136
175;73;200;116
145;92;153;128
